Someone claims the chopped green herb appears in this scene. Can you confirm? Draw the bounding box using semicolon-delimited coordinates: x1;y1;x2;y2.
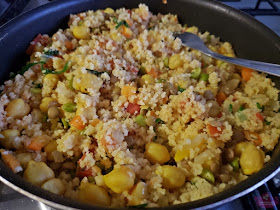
230;157;239;172
155;118;165;124
61;118;69;129
128;203;148;208
43;49;59;56
115;20;129;29
30;88;42;94
178;86;186;93
199;73;209;81
264;120;271;125
256;102;264;112
238;105;245;112
33;82;42;88
113;17;118;24
42;61;70;74
229;104;233;112
18;61;46;76
190;67;201;79
86;69;106;76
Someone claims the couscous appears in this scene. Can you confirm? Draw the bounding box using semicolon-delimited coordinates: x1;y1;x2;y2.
0;4;279;208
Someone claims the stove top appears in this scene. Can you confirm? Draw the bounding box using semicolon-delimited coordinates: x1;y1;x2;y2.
0;0;280;209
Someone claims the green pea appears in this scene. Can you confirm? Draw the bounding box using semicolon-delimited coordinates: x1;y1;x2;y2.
199;73;209;81
30;88;42;94
237;112;247;121
163;57;169;68
135;114;146;127
61;118;69;129
138;66;146;75
62;103;77;113
190;67;201;79
200;168;215;184
230;157;239;172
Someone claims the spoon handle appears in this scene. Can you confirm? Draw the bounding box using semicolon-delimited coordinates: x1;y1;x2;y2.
206;50;280;77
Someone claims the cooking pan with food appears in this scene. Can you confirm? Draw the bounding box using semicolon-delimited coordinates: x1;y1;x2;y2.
0;0;280;209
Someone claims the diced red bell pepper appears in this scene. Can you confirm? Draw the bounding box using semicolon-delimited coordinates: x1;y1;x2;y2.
126;103;140;115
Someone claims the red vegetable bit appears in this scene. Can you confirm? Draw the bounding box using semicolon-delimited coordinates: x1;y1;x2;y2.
128;65;139;75
256;112;264;121
126;103;140;115
26;34;42;55
76;166;94;179
207;124;224;136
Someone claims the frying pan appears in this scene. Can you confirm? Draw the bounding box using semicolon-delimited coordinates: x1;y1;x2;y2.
0;0;280;209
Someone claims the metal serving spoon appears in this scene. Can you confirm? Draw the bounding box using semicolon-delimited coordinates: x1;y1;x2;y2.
175;32;280;77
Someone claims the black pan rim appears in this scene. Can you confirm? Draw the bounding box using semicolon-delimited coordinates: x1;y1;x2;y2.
0;0;280;209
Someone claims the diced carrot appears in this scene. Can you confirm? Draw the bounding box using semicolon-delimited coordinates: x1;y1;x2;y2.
26;135;49;151
256;113;264;121
70;115;86;130
90;119;101;127
150;111;156;117
76;166;93;179
100;134;116;147
241;67;253;82
147;68;158;78
121;85;137;98
207;124;224;136
126;103;140;115
121;26;133;39
0;151;22;173
244;131;262;146
78;153;86;164
216;91;227;105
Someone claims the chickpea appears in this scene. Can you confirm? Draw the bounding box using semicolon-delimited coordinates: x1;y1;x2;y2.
164;82;177;95
169;54;184;69
104;8;114;14
139;74;155;87
239;143;264;175
0;129;20;149
5;99;30;119
73;73;103;93
47;107;60;119
159;165;185;189
44;141;58;161
128;181;148;206
79;182;111;206
72;25;90;40
41;178;66;195
40;97;57;113
23;161;55;186
103;166;135;193
145;142;170;165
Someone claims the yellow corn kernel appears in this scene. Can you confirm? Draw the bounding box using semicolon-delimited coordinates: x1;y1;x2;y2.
41;178;66;195
103;166;135;193
169;54;184;69
158;165;185;189
40;97;57;113
73;73;103;93
44;140;58;161
239;143;264;175
5;99;30;119
72;26;90;40
139;74;155;87
43;74;59;86
0;129;20;149
79;182;111;206
145;142;170;165
121;85;137;98
104;8;114;14
23;160;54;186
128;181;148;206
111;32;121;41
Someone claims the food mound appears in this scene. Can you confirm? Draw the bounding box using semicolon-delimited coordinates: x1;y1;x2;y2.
0;4;279;208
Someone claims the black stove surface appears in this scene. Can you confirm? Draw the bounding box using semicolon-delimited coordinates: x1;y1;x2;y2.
0;0;279;209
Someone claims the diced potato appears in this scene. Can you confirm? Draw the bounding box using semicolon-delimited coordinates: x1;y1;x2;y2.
40;97;57;113
103;166;135;193
72;26;90;40
128;181;148;206
145;142;170;165
169;54;183;69
0;129;20;149
79;182;111;206
44;140;58;161
41;178;66;195
239;143;264;175
16;153;33;169
159;165;185;189
5;99;30;119
23;160;55;186
73;73;103;93
104;8;114;14
26;135;51;151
